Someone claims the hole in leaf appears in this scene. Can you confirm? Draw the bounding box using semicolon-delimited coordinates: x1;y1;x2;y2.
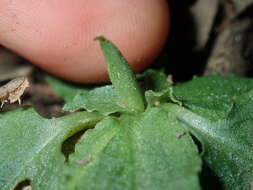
14;178;31;190
199;161;224;190
190;134;203;155
61;129;87;162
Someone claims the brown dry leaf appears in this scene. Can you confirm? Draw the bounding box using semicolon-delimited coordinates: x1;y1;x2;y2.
205;19;253;76
190;0;219;49
226;0;253;13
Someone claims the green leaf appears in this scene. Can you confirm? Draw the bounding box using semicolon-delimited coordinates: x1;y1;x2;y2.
96;36;145;113
46;75;85;102
173;74;253;120
0;108;103;190
145;88;182;108
47;76;125;115
15;34;253;190
137;69;170;91
161;74;253;190
164;102;253;190
47;69;170;115
63;85;126;115
62;107;201;190
46;68;253;189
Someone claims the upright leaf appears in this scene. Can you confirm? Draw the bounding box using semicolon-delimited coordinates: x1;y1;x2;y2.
47;69;170;115
96;36;145;113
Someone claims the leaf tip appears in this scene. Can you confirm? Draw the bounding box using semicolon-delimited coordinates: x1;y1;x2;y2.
94;35;106;42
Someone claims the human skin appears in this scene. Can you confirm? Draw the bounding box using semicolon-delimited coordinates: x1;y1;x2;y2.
0;0;170;83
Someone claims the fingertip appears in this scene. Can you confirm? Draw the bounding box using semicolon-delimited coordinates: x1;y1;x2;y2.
0;0;170;83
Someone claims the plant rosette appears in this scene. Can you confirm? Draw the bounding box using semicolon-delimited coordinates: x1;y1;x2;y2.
0;36;252;190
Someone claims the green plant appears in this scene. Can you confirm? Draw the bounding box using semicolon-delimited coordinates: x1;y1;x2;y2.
0;36;252;190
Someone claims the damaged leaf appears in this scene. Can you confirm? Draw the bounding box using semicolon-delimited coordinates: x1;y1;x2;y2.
0;108;103;190
62;108;201;190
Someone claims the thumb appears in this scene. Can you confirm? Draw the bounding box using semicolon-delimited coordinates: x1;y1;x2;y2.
0;0;169;83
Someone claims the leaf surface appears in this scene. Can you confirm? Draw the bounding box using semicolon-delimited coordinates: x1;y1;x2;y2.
0;108;103;190
46;75;85;102
42;37;253;190
163;75;253;190
173;74;253;120
62;107;201;190
63;85;126;115
96;36;145;113
47;77;125;115
137;69;169;91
